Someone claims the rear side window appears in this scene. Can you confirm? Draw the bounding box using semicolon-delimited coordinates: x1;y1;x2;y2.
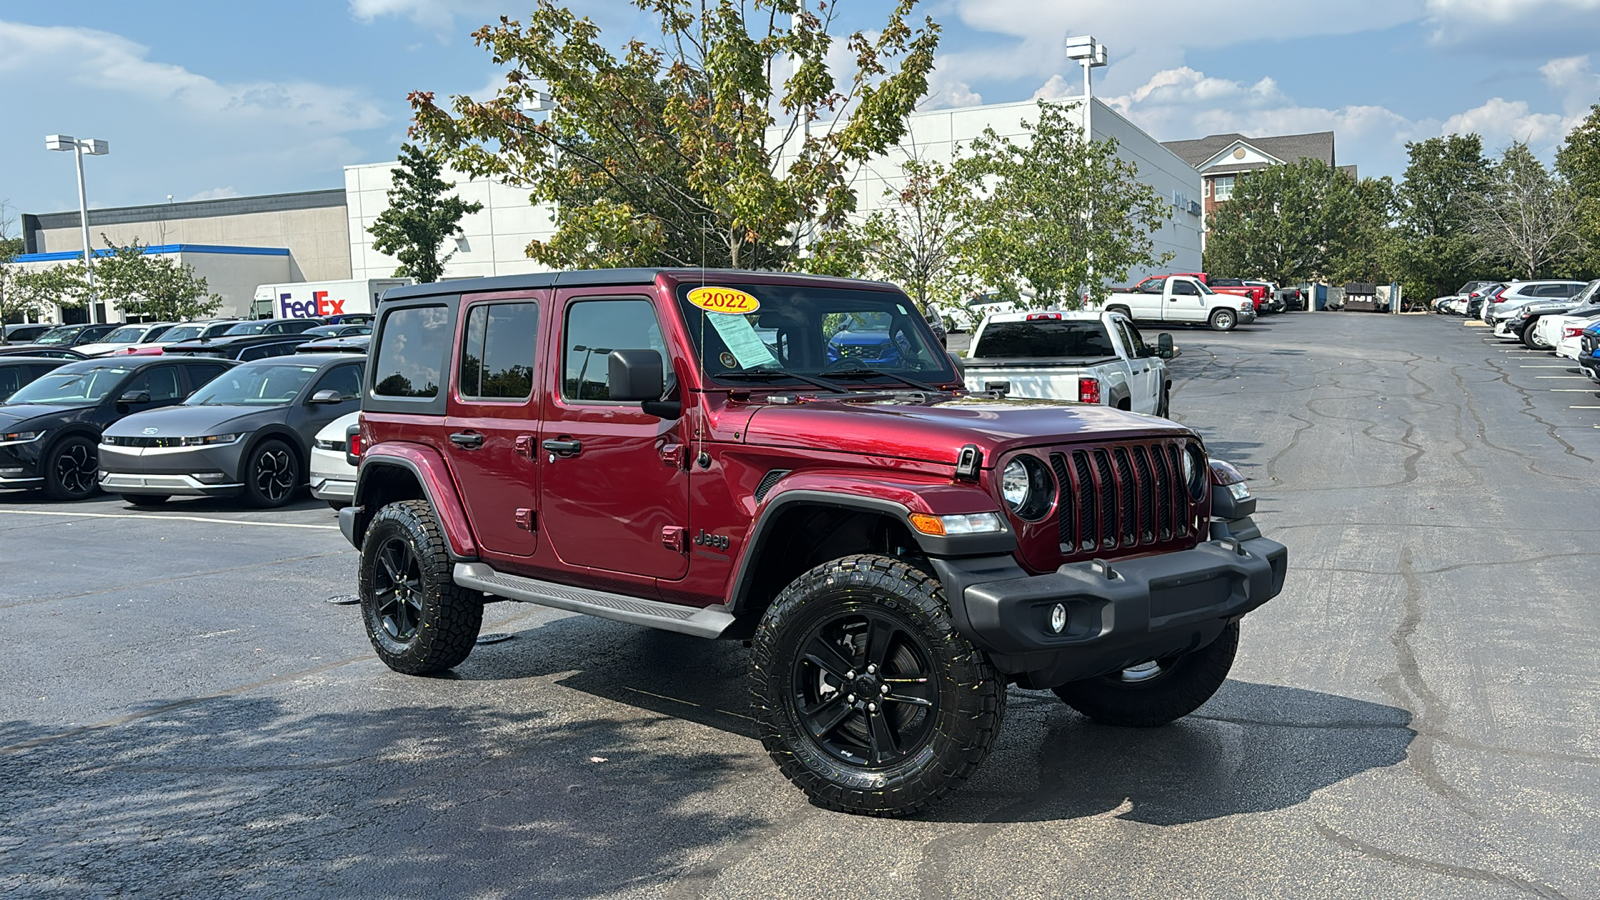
973;321;1117;359
460;302;538;400
563;298;663;401
186;364;231;389
374;305;451;398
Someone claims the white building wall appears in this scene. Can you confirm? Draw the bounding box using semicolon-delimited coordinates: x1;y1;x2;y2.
346;97;1201;287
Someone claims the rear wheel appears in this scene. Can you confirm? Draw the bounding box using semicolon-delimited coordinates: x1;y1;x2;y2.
122;494;169;506
244;439;299;508
359;499;482;674
1208;309;1237;332
751;555;1005;817
1053;621;1238;727
1106;305;1131;320
43;436;100;501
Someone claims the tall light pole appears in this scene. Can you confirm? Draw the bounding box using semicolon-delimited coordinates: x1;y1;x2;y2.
1063;38;1108;306
45;135;110;324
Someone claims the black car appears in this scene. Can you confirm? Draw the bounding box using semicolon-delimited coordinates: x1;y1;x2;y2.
101;355;364;507
301;323;372;339
0;356;236;500
150;319;243;345
0;345;87;360
164;334;313;360
221;318;321;337
3;324;54;344
294;335;369;355
0;358;69;402
30;323;119;349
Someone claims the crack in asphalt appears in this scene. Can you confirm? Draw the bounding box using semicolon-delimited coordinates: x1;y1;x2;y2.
1315;823;1570;900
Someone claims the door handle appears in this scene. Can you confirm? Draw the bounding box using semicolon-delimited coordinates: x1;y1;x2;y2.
449;431;484;449
542;438;582;456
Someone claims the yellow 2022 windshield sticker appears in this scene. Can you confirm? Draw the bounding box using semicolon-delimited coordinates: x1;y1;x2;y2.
687;286;761;315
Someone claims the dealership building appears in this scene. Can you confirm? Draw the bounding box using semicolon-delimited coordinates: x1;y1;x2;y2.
17;97;1201;323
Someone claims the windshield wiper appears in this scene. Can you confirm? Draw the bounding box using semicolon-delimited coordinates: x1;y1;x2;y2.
716;367;849;394
817;365;945;393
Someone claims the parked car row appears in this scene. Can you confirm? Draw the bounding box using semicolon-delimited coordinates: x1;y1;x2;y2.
1431;280;1586;323
0;339;366;506
1465;278;1600;382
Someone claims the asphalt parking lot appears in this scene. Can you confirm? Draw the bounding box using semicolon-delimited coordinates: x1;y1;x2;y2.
2;311;1597;899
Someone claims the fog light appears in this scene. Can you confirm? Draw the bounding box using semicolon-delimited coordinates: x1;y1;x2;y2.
194;472;228;484
1049;603;1067;634
1;466;25;476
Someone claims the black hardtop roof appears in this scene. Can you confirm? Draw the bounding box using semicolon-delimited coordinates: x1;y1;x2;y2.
166;333;312;349
379;268;900;303
58;354;227;370
0;356;68;365
235;352;360;368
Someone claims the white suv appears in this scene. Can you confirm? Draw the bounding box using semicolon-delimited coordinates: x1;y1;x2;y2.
1482;281;1586;323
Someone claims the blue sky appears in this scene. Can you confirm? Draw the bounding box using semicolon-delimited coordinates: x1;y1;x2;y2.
3;0;1598;222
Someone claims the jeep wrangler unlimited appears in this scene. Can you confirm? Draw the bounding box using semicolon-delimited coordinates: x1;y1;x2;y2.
341;269;1288;817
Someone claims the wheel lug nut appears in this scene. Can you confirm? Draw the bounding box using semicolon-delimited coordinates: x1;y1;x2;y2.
846;694;856;703
868;703;878;712
880;685;889;694
845;670;855;680
866;664;876;674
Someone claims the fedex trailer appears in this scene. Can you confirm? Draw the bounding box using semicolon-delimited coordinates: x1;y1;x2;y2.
252;278;412;320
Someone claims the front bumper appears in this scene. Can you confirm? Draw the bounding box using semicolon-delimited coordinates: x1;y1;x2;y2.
311;475;355;502
932;534;1288;687
1581;357;1600;384
97;442;247;496
0;438;45;486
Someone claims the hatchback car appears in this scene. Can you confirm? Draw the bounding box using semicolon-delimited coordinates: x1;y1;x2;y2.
0;356;235;500
3;323;54;344
100;354;364;507
0;358;69;402
30;323;120;349
221;318;321;337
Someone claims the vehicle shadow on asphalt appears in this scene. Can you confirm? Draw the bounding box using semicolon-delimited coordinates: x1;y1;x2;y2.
450;617;1415;827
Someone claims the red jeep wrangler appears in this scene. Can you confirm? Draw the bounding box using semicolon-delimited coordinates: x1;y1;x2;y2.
341;269;1288;816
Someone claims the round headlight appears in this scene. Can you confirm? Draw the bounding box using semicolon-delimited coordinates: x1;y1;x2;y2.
1183;444;1207;499
1001;455;1054;520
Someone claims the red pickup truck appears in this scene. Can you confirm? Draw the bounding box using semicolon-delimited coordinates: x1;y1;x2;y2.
1138;274;1266;311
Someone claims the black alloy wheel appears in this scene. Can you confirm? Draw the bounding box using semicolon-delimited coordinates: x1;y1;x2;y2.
44;436;100;501
358;500;482;674
752;555;1005;817
245;440;298;508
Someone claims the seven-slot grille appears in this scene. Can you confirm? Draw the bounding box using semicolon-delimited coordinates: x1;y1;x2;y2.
1047;441;1200;555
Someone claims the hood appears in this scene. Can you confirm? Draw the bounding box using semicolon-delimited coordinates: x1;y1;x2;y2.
103;404;284;439
0;403;81;428
742;395;1190;467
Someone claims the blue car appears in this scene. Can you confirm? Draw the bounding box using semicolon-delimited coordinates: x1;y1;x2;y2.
1580;322;1600;384
826;330;910;367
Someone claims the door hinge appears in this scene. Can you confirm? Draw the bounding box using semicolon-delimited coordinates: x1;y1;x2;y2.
515;508;536;531
660;443;686;469
661;525;686;552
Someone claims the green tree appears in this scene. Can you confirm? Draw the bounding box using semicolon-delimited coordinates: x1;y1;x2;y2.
850;157;977;315
0;263;90;339
1556;104;1600;279
94;238;222;321
1466;142;1582;280
408;0;939;270
1388;134;1495;301
957;102;1173;308
367;143;484;283
1203;159;1393;286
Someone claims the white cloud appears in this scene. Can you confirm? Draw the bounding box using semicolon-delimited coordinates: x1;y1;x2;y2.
1540;54;1600;114
0;22;386;131
922;66;984;110
186;187;240;202
1441;97;1575;148
1426;0;1600;43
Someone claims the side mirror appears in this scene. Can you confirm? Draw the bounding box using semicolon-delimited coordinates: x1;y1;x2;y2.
608;349;680;419
308;389;344;404
118;390;152;405
1157;334;1176;359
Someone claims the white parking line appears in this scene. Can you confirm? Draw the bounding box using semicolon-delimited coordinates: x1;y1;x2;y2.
1519;365;1574;368
1570;405;1600;409
1535;376;1590;379
1550;388;1599;392
0;509;338;530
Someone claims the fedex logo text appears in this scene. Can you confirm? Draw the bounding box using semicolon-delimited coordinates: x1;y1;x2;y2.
279;290;347;318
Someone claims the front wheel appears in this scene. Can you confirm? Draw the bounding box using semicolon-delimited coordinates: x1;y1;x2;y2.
751;555;1006;817
1523;325;1551;350
244;439;299;508
1053;621;1238;727
1209;309;1238;332
43;436;100;501
359;499;483;674
1157;384;1171;418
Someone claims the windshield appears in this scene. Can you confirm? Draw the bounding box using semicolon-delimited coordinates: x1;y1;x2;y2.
1571;280;1600;306
224;322;270;336
99;326;146;344
33;328;73;346
160;324;206;342
5;366;131;406
186;363;318;406
973;321;1117;358
674;283;955;387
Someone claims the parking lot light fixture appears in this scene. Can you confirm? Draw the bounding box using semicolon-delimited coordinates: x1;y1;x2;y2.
45;134;110;324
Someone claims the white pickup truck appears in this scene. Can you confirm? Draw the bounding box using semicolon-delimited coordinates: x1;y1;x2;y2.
1098;275;1257;332
961;310;1175;415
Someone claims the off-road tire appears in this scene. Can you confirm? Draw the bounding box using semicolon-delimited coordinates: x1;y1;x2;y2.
122;494;169;506
1053;621;1238;727
1209;309;1238;332
359;499;482;675
751;555;1006;817
1157;384;1171;418
43;435;100;501
243;439;299;509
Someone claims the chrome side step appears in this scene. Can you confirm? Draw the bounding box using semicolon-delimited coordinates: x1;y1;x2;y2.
453;562;735;639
